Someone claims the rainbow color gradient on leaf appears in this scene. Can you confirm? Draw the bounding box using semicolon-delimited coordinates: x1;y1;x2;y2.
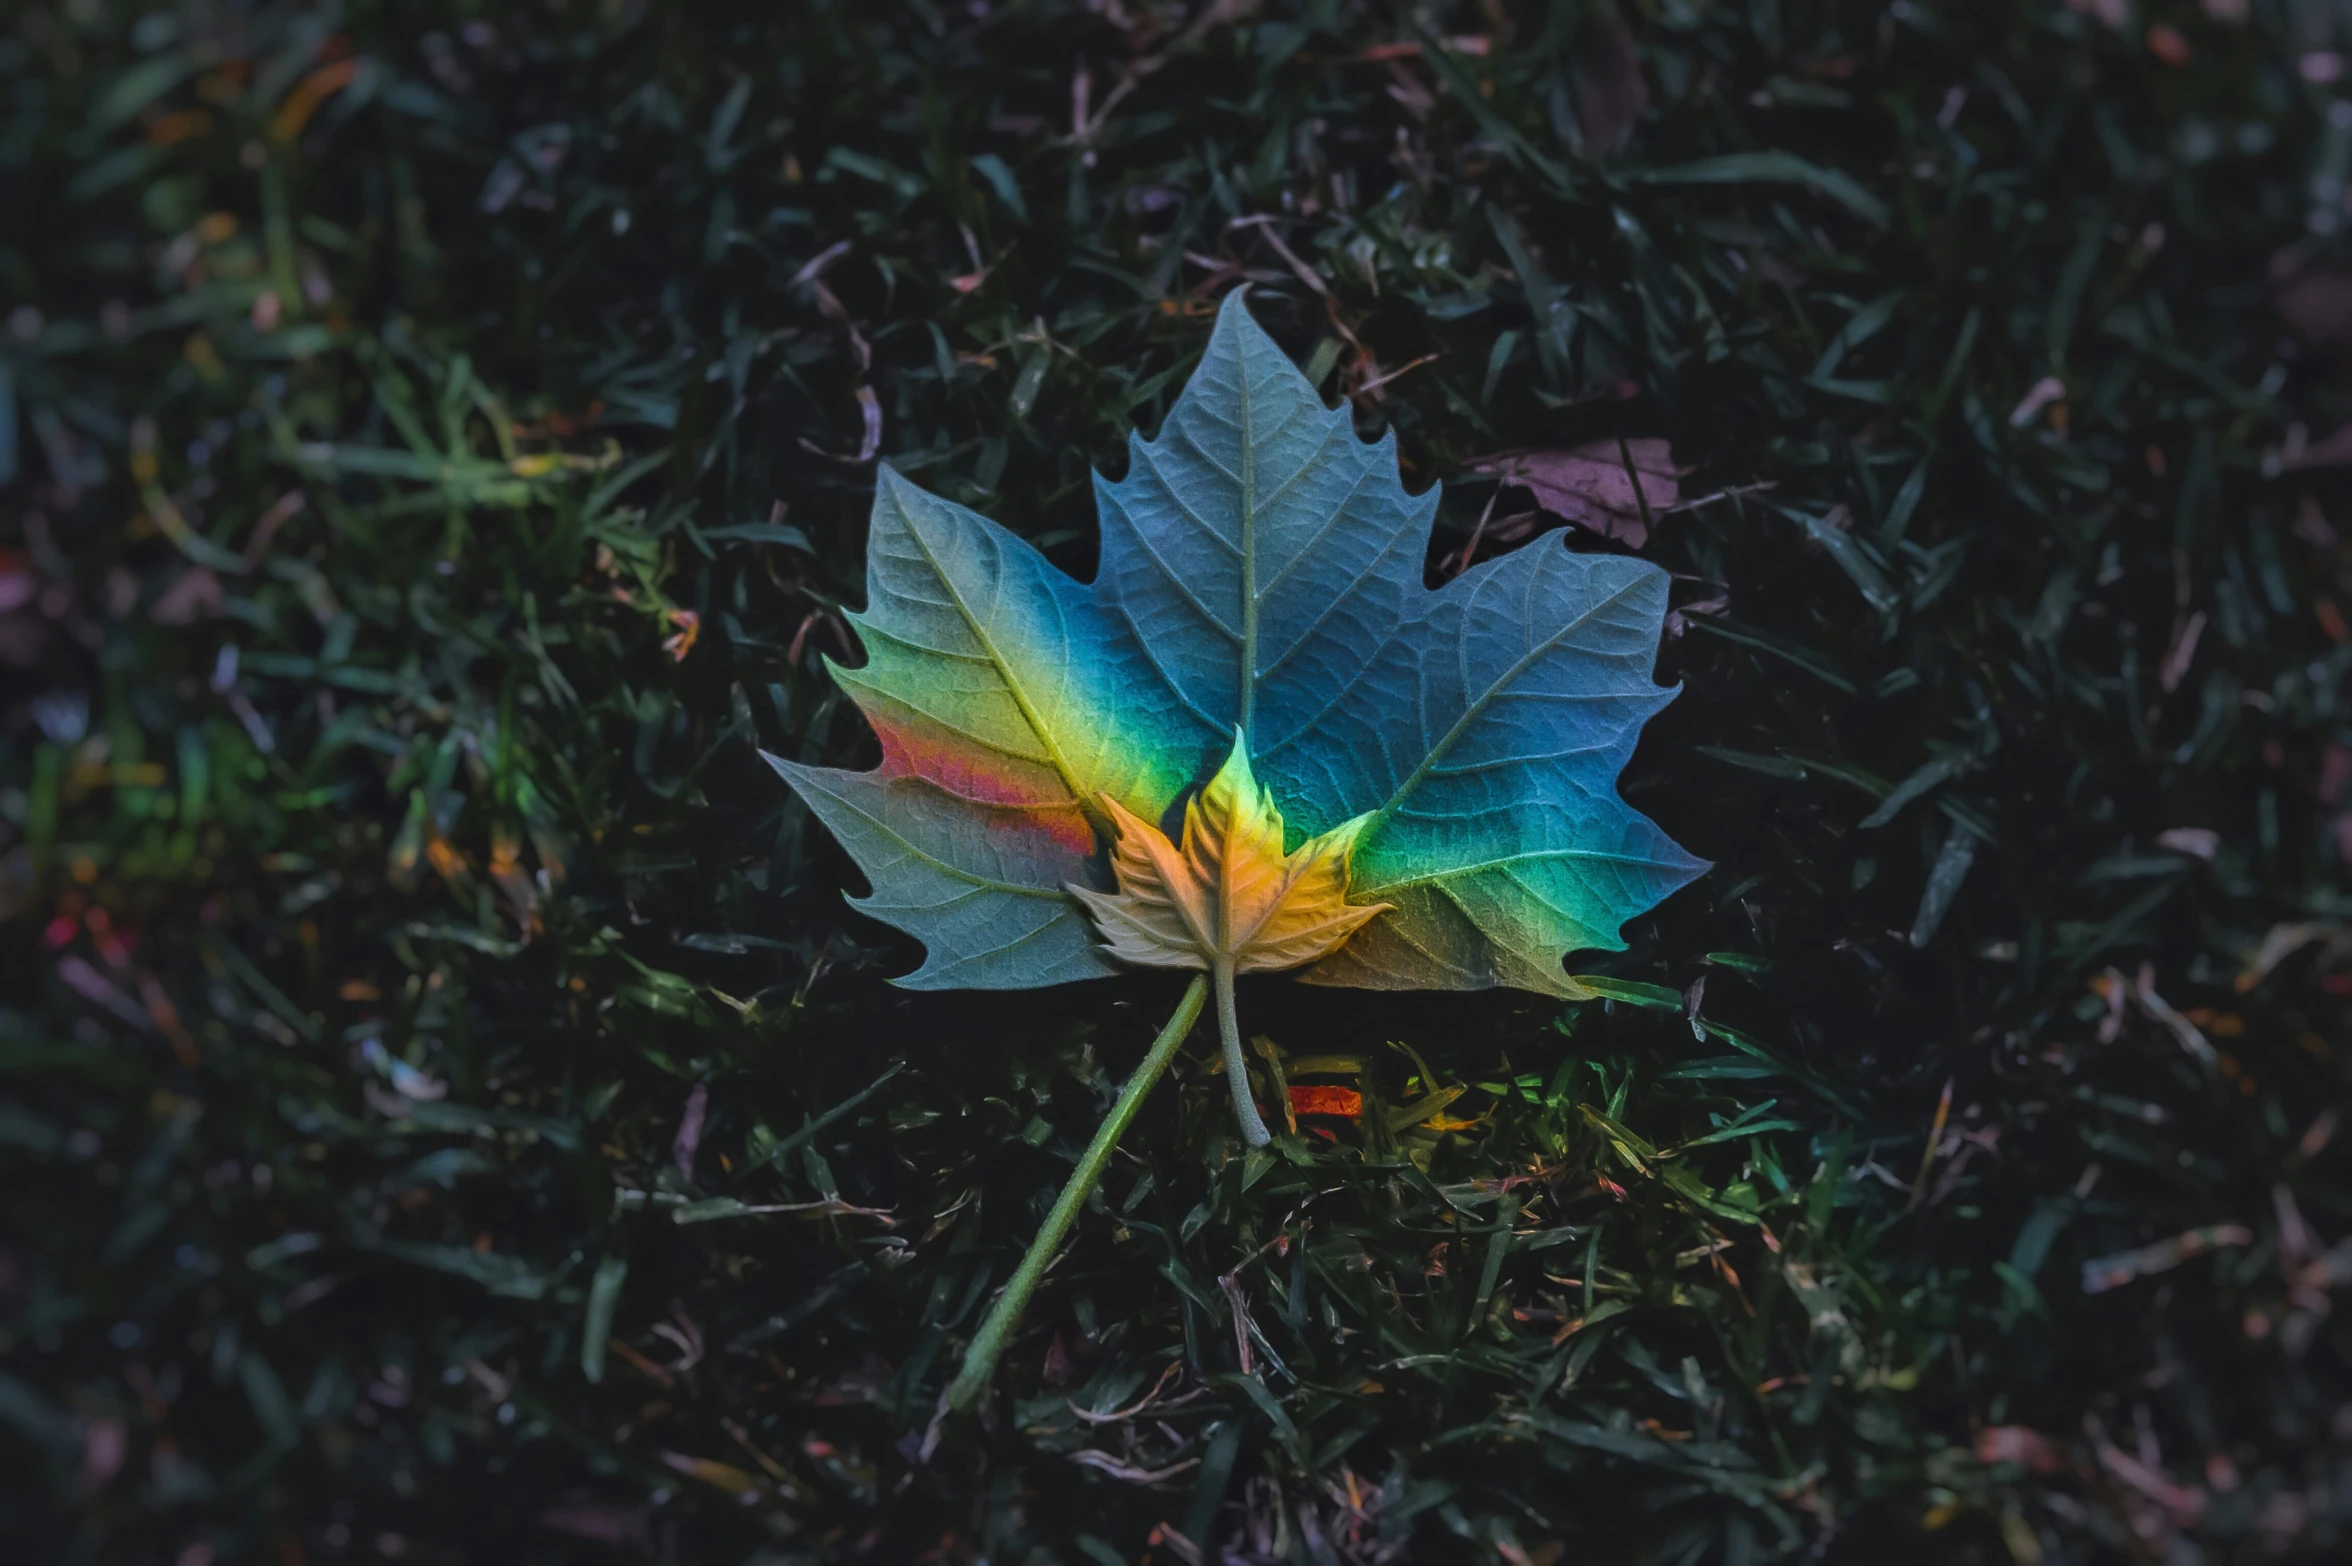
767;290;1705;1145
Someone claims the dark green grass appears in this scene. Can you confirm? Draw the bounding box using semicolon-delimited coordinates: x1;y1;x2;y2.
5;2;2350;1561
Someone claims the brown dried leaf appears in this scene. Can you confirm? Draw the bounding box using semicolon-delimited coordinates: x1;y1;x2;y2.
1574;13;1649;154
1469;439;1682;548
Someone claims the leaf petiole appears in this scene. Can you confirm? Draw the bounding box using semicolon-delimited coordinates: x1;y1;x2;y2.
945;973;1210;1413
1213;956;1272;1147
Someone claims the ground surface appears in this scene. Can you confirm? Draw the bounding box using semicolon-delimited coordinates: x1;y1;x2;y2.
6;2;2352;1562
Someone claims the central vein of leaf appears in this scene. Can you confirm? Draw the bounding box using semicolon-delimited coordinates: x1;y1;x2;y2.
1237;356;1259;743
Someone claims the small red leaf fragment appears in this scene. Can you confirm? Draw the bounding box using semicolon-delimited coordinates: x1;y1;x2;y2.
1288;1085;1363;1118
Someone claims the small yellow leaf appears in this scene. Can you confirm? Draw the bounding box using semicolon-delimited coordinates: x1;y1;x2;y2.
1068;732;1388;975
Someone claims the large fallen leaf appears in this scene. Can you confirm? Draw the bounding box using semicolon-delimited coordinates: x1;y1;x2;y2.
771;290;1704;1141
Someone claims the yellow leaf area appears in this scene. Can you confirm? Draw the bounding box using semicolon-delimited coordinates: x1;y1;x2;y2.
1070;732;1388;976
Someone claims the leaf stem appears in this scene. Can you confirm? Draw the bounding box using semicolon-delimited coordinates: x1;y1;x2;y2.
1214;956;1272;1147
945;973;1209;1413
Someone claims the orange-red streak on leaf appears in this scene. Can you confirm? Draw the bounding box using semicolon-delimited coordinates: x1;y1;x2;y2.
862;708;1097;856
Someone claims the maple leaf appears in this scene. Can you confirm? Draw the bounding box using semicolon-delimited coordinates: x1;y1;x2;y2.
769;290;1705;1146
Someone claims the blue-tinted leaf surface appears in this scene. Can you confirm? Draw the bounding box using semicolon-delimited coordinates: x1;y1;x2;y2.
1093;294;1437;767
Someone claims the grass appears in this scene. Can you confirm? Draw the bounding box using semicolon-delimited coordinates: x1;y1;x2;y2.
4;1;2350;1561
